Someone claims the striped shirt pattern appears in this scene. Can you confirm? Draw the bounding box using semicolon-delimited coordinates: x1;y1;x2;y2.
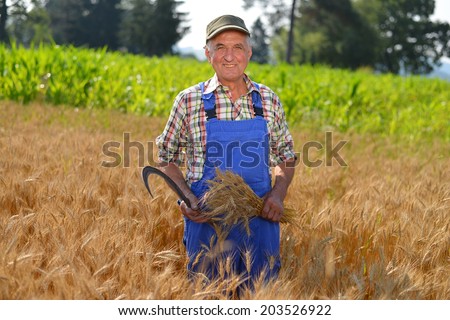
156;73;296;186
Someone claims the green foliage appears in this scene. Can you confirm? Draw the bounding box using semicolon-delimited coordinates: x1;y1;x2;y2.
268;0;449;74
0;0;7;42
275;0;377;69
250;18;270;64
46;0;122;50
1;44;449;140
354;0;450;74
119;0;189;56
0;43;210;114
7;0;52;46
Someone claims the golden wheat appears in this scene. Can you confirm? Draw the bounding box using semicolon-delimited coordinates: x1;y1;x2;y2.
0;101;448;299
199;169;298;236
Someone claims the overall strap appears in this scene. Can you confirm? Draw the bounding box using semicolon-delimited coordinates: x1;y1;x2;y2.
200;82;217;120
251;82;264;118
200;81;264;120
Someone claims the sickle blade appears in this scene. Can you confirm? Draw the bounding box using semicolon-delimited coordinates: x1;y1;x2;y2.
141;166;192;208
142;166;156;198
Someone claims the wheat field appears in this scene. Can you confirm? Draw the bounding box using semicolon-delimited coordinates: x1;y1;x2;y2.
0;101;448;299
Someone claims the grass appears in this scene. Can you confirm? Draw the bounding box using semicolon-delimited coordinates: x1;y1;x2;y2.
0;101;448;299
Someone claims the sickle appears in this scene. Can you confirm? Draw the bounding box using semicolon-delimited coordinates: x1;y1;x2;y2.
142;166;192;208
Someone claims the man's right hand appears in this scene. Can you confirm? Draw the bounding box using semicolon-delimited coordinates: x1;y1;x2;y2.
179;194;208;223
157;162;208;223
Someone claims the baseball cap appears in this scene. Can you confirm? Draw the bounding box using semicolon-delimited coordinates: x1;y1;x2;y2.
206;15;250;41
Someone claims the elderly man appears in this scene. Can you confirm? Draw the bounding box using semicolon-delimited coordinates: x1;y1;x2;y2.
156;15;296;284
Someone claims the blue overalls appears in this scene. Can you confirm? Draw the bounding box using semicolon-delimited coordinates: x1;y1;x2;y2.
183;81;281;285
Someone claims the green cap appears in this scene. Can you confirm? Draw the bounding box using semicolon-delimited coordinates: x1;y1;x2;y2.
206;15;250;41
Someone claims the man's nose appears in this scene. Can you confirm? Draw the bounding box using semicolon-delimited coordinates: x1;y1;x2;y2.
224;48;234;61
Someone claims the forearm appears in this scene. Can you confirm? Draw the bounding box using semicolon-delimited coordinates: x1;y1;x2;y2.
158;162;204;220
271;158;296;201
158;162;194;199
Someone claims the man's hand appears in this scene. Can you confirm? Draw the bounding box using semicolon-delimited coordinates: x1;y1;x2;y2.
179;193;209;223
158;162;208;223
261;158;296;222
261;192;284;222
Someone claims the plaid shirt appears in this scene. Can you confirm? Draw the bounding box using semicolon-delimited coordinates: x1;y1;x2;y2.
156;73;296;186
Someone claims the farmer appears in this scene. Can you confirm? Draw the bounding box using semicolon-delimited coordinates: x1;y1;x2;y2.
156;15;296;285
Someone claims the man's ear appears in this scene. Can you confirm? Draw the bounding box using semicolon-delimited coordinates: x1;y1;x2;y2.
205;47;212;63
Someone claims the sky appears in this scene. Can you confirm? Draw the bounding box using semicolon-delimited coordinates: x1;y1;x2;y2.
177;0;450;50
177;0;270;49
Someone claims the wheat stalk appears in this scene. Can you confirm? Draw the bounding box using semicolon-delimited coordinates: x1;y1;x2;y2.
198;169;298;234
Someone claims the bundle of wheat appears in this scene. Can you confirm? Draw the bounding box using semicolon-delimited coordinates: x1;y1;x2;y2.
199;169;297;235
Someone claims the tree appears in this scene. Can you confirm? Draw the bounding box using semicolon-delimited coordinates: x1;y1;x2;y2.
281;0;377;69
27;5;52;45
6;0;52;45
46;0;91;46
46;0;122;49
0;0;8;42
354;0;450;74
84;0;122;50
6;0;28;43
250;17;269;64
243;0;296;63
286;0;297;63
119;0;189;56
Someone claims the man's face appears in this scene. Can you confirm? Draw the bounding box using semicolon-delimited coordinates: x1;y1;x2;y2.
205;30;252;86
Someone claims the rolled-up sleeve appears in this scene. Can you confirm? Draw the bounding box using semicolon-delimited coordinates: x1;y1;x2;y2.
156;92;187;166
269;96;296;167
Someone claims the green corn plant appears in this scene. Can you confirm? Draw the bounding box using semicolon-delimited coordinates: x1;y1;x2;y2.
1;43;449;140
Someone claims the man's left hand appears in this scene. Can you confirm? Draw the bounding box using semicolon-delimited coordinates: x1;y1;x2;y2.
260;159;296;222
261;192;284;222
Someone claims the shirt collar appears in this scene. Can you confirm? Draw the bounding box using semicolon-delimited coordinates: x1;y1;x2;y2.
202;73;259;95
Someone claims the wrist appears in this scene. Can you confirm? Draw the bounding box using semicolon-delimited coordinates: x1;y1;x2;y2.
270;185;288;202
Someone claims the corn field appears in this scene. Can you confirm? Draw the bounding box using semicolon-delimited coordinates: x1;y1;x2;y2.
0;100;448;299
1;44;450;140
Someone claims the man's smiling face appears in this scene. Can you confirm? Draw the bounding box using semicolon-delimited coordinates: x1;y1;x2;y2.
205;30;252;86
